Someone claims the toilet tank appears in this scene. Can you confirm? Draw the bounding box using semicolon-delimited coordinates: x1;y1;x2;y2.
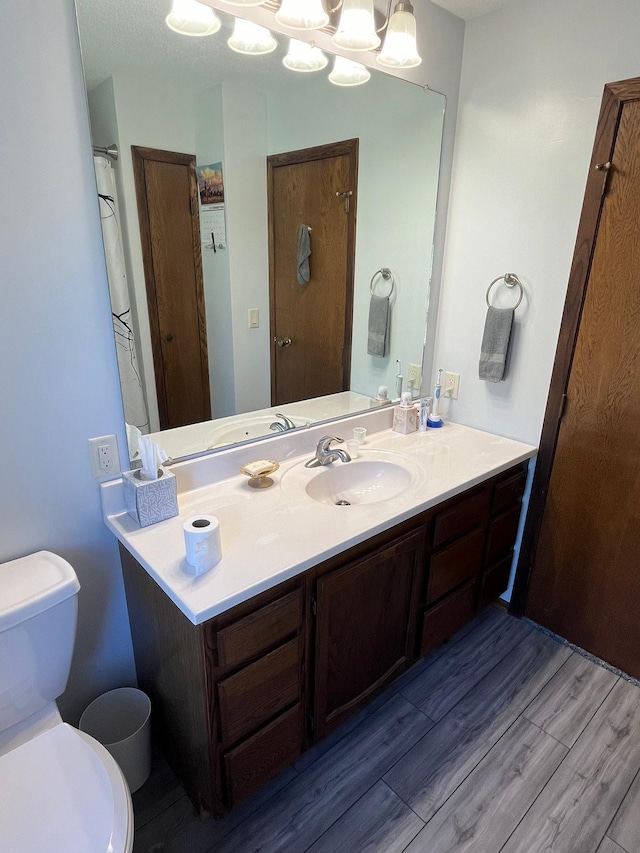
0;551;80;732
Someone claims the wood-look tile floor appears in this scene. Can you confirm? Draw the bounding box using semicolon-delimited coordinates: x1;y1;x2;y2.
132;606;640;852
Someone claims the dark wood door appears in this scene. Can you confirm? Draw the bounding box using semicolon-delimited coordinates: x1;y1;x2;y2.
314;527;424;739
519;79;640;678
267;140;357;406
132;146;211;430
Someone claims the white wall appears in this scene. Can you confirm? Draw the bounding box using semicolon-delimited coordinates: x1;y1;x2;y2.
1;0;135;722
222;85;272;416
434;0;640;446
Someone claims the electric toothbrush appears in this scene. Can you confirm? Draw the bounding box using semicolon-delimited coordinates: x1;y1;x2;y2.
427;369;444;428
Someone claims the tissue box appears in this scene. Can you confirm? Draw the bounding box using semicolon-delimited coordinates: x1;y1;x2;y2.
122;468;178;527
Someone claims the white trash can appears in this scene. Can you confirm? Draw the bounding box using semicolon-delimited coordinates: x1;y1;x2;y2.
79;687;152;793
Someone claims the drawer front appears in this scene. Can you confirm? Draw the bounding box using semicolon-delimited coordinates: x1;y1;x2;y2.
216;589;303;670
427;527;484;604
224;703;302;806
433;488;490;549
218;638;301;748
478;555;513;611
492;468;527;515
421;580;477;657
485;504;522;566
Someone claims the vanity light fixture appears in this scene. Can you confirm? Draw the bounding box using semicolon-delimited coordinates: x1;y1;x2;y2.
228;18;278;53
165;0;221;36
283;39;328;71
331;0;380;51
276;0;330;30
377;0;421;67
328;54;371;86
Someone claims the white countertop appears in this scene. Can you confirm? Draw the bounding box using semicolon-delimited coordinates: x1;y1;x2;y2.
103;421;536;625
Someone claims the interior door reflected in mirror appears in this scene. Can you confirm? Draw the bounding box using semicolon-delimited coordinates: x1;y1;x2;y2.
76;0;445;462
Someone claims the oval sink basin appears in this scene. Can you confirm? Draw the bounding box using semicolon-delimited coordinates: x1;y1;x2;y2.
305;459;412;506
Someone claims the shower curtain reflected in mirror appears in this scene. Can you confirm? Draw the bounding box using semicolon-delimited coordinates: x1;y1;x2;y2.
94;156;148;458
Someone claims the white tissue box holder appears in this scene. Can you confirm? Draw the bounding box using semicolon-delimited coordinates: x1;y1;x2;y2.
122;468;178;527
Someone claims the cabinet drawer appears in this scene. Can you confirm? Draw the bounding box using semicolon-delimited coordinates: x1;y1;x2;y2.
478;555;513;611
427;527;484;604
218;639;301;748
224;703;302;806
421;580;476;657
216;589;303;670
485;504;522;566
433;489;490;549
492;468;527;515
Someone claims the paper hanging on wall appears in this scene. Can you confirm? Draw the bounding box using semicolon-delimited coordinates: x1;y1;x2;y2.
196;162;226;250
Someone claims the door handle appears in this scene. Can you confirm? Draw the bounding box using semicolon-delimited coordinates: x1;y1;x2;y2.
273;337;292;348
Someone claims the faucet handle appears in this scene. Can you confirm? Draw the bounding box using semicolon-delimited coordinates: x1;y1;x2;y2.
318;435;344;449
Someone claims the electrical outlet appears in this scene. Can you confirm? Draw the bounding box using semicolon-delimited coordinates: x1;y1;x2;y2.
444;371;460;399
89;435;121;479
407;363;422;387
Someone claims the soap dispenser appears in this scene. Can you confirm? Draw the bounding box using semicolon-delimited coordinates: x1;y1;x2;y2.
393;391;418;434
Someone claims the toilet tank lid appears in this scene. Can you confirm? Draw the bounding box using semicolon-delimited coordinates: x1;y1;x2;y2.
0;551;80;633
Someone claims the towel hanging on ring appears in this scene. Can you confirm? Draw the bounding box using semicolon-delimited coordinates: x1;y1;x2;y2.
297;225;311;284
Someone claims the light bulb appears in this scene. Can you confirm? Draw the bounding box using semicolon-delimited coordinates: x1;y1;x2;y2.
283;39;328;72
276;0;329;30
377;5;421;68
165;0;221;36
332;0;380;51
228;18;278;54
328;55;371;86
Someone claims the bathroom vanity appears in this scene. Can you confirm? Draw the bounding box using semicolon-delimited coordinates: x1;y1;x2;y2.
104;420;534;816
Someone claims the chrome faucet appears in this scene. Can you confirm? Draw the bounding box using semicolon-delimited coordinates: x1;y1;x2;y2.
269;413;297;433
305;436;351;468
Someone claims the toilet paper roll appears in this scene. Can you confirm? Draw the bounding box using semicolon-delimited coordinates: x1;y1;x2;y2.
183;515;221;575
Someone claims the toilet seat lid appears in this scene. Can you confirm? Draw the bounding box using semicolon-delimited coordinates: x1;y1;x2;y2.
0;723;132;853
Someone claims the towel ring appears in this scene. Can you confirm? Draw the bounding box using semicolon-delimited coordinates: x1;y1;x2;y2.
486;273;524;310
370;268;395;298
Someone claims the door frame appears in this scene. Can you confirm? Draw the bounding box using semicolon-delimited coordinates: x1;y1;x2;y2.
510;77;640;616
131;145;210;429
266;138;359;404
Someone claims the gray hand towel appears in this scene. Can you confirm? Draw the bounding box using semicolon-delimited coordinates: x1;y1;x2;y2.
479;306;514;382
297;224;311;285
367;294;390;357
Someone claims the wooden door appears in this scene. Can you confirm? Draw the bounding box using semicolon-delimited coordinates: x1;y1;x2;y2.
132;146;211;430
314;527;424;739
268;140;357;406
514;78;640;678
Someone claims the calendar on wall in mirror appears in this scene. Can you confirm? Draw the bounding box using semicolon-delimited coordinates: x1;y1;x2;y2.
196;162;226;251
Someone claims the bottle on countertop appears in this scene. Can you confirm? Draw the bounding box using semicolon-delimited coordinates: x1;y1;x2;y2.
393;391;418;434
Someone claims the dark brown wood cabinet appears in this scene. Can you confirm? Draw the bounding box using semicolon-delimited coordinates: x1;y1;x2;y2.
314;527;424;739
119;462;527;817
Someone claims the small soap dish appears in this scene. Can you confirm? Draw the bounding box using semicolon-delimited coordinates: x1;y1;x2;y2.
241;459;280;489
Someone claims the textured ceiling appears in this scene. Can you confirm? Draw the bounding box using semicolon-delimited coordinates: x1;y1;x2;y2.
430;0;515;20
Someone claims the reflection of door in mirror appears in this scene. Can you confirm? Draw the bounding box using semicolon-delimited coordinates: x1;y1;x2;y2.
269;140;358;406
132;146;211;430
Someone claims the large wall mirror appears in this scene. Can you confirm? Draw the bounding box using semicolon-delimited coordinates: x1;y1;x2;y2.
76;0;445;462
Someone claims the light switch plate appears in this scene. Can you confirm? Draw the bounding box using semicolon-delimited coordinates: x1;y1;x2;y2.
248;309;260;329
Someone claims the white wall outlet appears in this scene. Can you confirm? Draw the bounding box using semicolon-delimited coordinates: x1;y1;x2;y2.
248;308;260;329
89;434;121;479
444;371;460;399
407;363;422;387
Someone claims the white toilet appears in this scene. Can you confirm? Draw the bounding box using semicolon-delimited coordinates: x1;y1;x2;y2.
0;551;134;852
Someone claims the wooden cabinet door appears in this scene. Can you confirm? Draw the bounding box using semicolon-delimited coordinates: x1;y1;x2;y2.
313;527;424;739
521;78;640;678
